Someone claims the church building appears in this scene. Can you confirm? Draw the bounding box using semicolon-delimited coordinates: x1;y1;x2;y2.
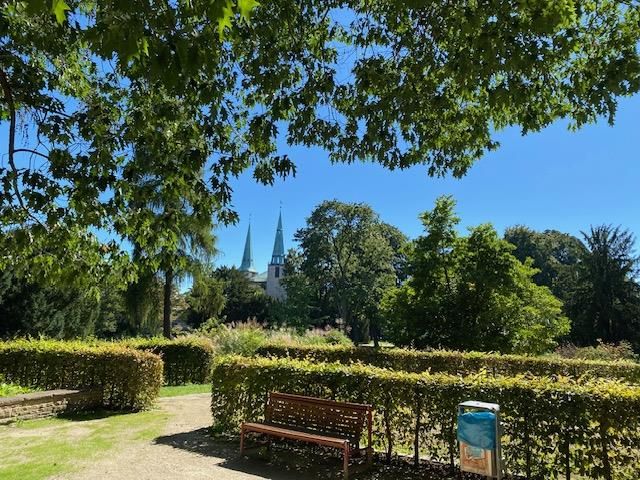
238;212;287;301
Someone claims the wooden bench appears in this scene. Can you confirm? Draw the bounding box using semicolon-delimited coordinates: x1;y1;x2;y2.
240;392;373;479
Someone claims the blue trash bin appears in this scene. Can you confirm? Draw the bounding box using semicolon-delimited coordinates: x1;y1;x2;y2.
457;411;497;450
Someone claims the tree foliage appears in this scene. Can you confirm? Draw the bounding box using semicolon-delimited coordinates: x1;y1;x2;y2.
505;226;586;297
383;196;569;354
293;200;406;343
505;224;640;349
213;266;271;323
0;270;128;339
570;225;640;346
1;0;639;286
185;271;226;328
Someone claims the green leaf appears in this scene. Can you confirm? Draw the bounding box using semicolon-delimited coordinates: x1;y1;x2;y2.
237;0;260;22
51;0;70;24
216;1;234;40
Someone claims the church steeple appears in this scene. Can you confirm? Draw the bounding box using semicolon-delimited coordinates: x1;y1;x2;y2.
270;210;285;265
239;223;256;273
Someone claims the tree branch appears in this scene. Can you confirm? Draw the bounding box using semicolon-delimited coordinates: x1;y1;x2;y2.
14;148;50;160
0;65;49;230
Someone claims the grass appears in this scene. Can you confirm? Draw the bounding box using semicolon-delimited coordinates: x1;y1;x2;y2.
159;383;210;397
0;409;169;480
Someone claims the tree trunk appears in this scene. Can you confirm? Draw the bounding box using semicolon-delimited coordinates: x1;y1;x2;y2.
370;316;381;348
163;267;173;339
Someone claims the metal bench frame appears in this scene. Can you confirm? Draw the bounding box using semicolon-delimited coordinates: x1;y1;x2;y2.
240;392;373;479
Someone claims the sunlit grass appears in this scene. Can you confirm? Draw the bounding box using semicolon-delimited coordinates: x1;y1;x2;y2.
0;409;169;480
159;383;210;397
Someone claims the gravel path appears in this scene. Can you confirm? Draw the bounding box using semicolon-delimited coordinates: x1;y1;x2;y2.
58;394;324;480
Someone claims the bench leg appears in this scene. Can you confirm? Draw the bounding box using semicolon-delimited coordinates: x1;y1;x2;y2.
240;425;245;456
343;444;350;480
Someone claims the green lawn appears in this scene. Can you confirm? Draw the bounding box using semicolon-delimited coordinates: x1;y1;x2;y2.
159;383;210;397
0;409;169;480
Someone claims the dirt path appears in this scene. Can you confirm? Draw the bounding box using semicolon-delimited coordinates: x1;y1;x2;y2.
56;394;317;480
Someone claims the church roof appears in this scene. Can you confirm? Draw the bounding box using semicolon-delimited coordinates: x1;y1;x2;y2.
239;224;257;273
270;211;285;265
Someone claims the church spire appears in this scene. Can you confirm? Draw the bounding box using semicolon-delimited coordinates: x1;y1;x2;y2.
239;223;256;273
270;210;285;265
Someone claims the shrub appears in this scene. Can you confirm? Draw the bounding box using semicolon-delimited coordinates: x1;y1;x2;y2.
0;376;31;397
555;340;638;362
210;323;269;356
212;356;640;480
122;337;215;385
202;321;352;356
256;343;640;384
0;339;162;410
268;327;353;347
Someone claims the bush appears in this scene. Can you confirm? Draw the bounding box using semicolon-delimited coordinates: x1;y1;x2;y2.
122;337;215;385
256;343;640;384
0;339;162;410
0;376;31;397
555;340;638;362
267;327;353;347
209;323;269;356
212;356;640;479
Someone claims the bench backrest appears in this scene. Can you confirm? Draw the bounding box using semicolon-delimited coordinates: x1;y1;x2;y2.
266;392;372;445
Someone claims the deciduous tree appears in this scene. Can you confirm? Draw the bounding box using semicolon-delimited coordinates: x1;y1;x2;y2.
383;196;569;354
294;200;405;344
2;0;639;287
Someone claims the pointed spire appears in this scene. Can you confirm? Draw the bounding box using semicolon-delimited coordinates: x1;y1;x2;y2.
239;222;256;273
270;209;285;265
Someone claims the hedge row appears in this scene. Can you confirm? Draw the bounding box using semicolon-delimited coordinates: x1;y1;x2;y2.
121;337;215;385
256;343;640;383
0;339;163;410
212;356;640;480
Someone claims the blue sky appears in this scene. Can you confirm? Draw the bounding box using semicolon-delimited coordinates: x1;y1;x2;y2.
216;94;640;272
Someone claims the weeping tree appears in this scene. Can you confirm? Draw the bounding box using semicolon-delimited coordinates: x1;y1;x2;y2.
1;0;639;292
125;136;217;338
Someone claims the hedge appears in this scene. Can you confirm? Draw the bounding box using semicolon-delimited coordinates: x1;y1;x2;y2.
212;356;640;480
256;343;640;384
122;337;215;385
0;339;163;410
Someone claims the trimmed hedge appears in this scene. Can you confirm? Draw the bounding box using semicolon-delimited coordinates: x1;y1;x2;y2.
256;343;640;383
0;340;162;410
212;356;640;480
122;337;215;385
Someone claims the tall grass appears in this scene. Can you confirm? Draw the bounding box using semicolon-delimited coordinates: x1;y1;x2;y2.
198;319;351;356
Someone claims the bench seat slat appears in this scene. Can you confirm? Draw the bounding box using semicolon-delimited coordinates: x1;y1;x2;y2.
242;422;348;448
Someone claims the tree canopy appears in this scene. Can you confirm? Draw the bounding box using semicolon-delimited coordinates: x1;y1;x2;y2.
383;196;569;354
293;200;406;343
2;1;640;287
569;226;640;346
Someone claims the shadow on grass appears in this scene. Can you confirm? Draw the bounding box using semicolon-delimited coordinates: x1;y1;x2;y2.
153;429;489;480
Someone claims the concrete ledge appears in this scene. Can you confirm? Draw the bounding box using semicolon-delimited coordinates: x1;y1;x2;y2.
0;389;101;424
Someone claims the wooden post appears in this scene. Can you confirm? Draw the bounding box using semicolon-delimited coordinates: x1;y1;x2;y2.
414;391;422;468
343;443;350;480
367;408;373;465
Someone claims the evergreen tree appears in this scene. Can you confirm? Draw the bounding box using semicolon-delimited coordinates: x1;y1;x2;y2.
570;226;640;346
